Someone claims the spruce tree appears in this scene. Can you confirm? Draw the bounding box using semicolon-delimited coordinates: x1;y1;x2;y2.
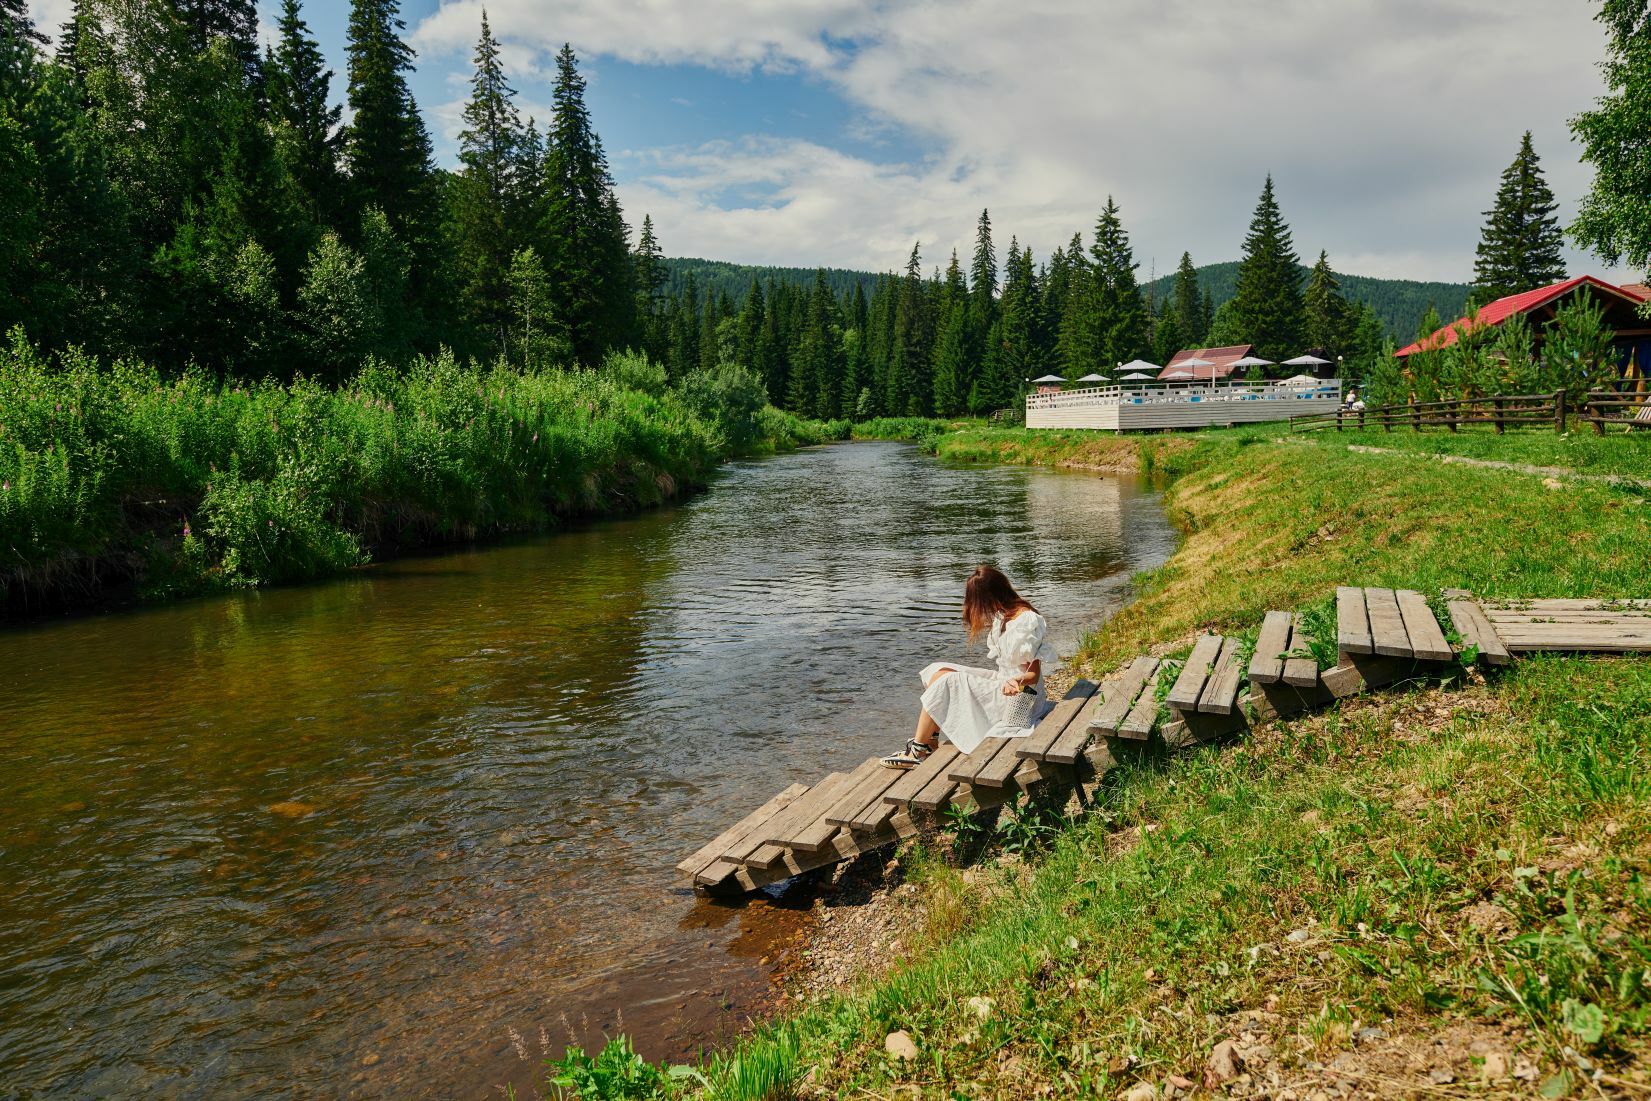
1089;197;1149;367
541;43;634;365
1230;175;1304;362
1;0;42;45
454;12;526;348
1172;252;1202;345
1302;251;1354;359
266;0;343;226
1471;131;1565;305
345;0;440;257
932;250;969;415
967;207;997;393
1053;232;1091;375
888;243;931;415
633;214;666;361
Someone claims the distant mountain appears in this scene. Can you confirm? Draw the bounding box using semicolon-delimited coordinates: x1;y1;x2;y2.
1143;261;1471;343
663;255;1471;342
661;257;881;303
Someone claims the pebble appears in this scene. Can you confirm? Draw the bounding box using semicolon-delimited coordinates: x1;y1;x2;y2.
1482;1051;1509;1081
1428;1068;1455;1084
885;1030;918;1061
1207;1039;1244;1083
361;1053;380;1067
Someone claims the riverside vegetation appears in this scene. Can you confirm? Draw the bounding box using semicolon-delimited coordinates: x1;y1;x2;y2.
545;421;1651;1100
0;340;840;612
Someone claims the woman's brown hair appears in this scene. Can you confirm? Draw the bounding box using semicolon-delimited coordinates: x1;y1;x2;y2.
962;565;1036;642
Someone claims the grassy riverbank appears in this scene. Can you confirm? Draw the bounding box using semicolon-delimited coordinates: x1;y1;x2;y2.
579;423;1651;1100
0;338;841;613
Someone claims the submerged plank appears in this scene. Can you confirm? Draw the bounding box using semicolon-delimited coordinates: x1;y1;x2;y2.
1443;590;1511;665
677;783;809;879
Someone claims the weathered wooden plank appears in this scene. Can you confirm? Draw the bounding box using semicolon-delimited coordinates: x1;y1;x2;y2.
1249;611;1293;685
1118;669;1161;739
1085;660;1157;736
881;743;959;809
1495;632;1651;652
825;762;900;827
1282;616;1320;688
949;732;1019;784
1479;598;1651;612
1011;678;1098;761
911;766;960;813
1395;589;1454;662
837;764;907;832
1443;590;1512;665
1364;587;1413;658
1166;634;1223;712
759;771;850;849
1197;637;1245;715
677;783;808;879
1337;585;1374;655
1045;704;1098;765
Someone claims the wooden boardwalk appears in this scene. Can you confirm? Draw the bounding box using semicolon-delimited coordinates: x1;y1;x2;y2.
681;588;1649;895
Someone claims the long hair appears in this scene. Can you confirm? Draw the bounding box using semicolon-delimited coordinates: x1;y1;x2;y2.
961;565;1036;643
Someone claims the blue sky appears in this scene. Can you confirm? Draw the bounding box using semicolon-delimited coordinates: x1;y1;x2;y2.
27;1;1620;283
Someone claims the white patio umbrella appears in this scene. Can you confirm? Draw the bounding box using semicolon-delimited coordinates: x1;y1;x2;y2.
1119;371;1156;381
1032;374;1068;383
1076;373;1110;384
1117;358;1162;374
1228;355;1274;369
1163;370;1195;381
1175;356;1217;389
1281;373;1320;386
1282;354;1333;367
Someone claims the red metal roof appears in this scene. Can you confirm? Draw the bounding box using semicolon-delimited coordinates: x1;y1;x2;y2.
1395;276;1649;357
1162;345;1252;380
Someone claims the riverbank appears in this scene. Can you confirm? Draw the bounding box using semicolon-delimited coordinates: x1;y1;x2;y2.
599;424;1651;1100
0;341;842;615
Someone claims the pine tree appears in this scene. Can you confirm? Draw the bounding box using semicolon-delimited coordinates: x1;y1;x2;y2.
173;0;260;76
1471;131;1565;305
1303;251;1354;360
1;0;42;45
345;0;440;258
453;12;526;348
1230;175;1304;362
266;0;342;226
888;243;931;415
541;43;634;365
1172;252;1202;345
1089;197;1149;367
633;213;666;356
1052;232;1091;375
966;207;997;395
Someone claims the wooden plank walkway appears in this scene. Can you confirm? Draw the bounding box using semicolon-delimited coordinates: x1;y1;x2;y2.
683;587;1649;895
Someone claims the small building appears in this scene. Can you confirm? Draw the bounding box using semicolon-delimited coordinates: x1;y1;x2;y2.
1161;345;1254;381
1395;276;1651;368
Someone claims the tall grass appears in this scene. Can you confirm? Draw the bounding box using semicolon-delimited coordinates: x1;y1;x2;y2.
0;332;839;610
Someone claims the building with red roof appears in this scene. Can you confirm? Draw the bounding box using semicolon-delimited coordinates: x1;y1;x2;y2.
1395;276;1651;361
1161;345;1253;380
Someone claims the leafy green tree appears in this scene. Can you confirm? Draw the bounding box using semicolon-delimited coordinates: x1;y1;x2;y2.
1152;306;1184;365
223;239;284;372
1344;303;1385;383
298;231;375;380
1230;175;1304;361
359;205;412;359
173;0;259;77
1544;290;1618;400
266;0;342;227
1471;131;1565;305
1303;251;1354;359
1570;1;1651;293
541;43;634;365
506;246;571;366
1;0;43;44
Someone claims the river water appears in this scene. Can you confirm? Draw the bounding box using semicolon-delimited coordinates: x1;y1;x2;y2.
0;440;1174;1100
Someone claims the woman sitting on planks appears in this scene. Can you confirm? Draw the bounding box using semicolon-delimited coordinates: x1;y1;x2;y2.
881;565;1061;770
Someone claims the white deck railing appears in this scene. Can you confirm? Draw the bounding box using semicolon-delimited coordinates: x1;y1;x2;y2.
1026;378;1343;412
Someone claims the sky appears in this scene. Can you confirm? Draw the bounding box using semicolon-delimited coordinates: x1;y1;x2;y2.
27;1;1620;285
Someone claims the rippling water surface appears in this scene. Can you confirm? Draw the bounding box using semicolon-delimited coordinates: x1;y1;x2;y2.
0;440;1175;1099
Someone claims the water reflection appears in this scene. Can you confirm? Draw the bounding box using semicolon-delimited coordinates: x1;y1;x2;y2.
0;440;1175;1099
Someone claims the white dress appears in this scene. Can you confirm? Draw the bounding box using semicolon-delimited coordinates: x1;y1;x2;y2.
920;611;1062;754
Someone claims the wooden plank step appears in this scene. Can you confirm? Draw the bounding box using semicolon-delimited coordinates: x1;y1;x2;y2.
1442;589;1511;666
1249;611;1293;685
1197;637;1245;715
1337;585;1374;656
836;764;907;832
1012;679;1097;762
1364;587;1412;658
911;764;960;812
1395;589;1453;662
825;761;897;827
949;735;1017;785
793;760;878;849
1282;615;1320;687
1479;598;1651;612
1166;635;1223;712
677;783;808;879
1118;669;1161;739
881;743;960;809
765;770;855;852
1084;661;1157;736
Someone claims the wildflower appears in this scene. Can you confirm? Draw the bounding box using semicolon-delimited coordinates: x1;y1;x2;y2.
183;523;192;538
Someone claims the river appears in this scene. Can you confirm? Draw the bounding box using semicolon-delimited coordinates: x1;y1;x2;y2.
0;440;1175;1099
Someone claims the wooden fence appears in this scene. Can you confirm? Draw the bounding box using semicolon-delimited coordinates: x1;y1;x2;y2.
1290;383;1651;435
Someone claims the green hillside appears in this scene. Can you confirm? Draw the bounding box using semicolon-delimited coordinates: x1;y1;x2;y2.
1144;260;1471;342
664;256;1471;343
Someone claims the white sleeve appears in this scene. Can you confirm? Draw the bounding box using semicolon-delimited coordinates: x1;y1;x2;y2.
1000;613;1047;668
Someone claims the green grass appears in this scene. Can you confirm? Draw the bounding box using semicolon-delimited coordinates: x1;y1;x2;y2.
1290;424;1651;480
547;424;1651;1101
0;336;840;611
